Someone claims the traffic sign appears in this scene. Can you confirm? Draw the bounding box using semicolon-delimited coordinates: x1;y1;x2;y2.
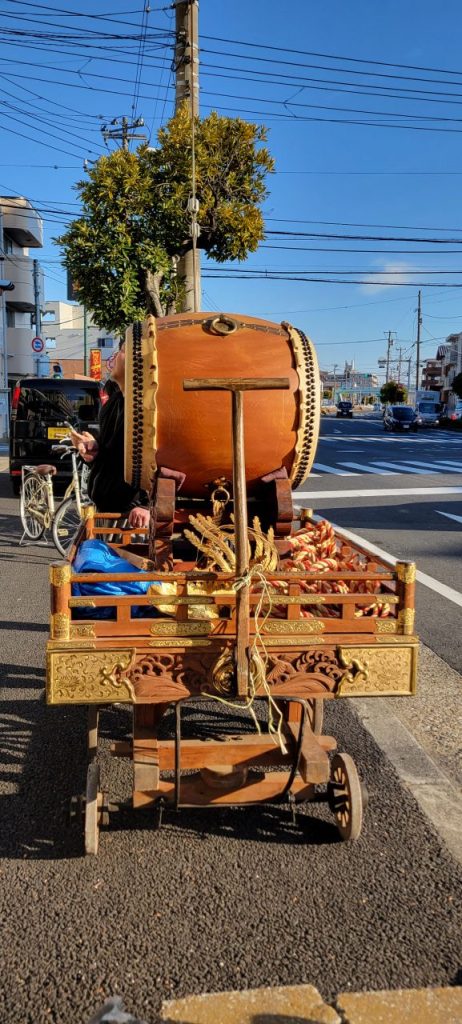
31;337;44;353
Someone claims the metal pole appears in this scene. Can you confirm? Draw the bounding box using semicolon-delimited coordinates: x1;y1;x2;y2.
385;330;394;384
415;290;422;391
33;259;41;340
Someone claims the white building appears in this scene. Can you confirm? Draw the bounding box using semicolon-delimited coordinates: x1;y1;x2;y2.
1;196;44;384
439;334;462;403
42;301;117;377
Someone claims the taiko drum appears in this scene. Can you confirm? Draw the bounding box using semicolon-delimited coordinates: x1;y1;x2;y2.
124;312;320;499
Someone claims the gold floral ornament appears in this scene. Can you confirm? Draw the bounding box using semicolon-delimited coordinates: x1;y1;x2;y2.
184;513;279;573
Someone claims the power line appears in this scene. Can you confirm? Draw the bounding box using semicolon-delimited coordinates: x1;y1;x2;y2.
201;33;462;85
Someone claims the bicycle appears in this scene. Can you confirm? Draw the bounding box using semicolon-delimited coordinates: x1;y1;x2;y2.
19;439;92;558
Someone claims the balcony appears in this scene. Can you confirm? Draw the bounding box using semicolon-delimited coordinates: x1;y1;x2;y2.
3;257;43;310
0;197;43;247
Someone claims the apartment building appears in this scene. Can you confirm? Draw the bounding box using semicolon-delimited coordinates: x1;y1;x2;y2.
42;301;117;376
0;196;44;438
1;195;44;382
439;334;462;403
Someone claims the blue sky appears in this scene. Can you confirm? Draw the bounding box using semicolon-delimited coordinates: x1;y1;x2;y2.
2;0;462;376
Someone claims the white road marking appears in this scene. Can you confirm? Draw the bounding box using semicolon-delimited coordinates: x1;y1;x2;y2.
296;486;462;499
372;461;430;474
301;517;462;610
436;510;462;524
312;462;359;476
405;460;462;473
338;462;394;475
432;460;462;469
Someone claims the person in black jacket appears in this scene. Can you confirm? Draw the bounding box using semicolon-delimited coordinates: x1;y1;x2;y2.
70;340;150;528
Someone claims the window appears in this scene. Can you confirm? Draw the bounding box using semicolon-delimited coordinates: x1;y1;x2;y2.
97;337;114;349
6;308;15;327
3;233;13;255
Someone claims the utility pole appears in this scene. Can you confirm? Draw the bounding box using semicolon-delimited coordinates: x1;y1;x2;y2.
397;346;403;384
101;116;147;151
415;289;422;391
175;0;201;312
385;330;395;383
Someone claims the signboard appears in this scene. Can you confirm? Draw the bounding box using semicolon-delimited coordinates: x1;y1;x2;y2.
89;348;102;380
31;336;44;353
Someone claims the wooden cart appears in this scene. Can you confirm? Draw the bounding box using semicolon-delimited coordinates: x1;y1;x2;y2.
46;379;417;855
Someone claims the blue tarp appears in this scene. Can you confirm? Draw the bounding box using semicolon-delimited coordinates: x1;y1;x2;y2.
72;539;160;618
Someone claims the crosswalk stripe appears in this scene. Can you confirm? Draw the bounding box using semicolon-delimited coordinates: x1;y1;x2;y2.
338;461;394;475
312;462;359;476
432;460;462;469
371;461;430;474
405;460;462;473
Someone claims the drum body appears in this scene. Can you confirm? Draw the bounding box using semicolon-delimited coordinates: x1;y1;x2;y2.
124;312;320;498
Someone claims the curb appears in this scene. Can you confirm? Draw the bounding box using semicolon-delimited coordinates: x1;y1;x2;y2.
351;698;462;867
160;984;462;1023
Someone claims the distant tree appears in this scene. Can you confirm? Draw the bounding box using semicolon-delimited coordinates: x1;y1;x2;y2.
56;104;274;334
380;380;408;404
452;372;462;399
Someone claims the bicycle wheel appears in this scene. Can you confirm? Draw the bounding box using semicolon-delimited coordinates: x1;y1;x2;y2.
20;474;47;540
52;497;82;558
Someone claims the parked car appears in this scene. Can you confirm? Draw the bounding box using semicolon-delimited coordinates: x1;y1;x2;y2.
336;400;353;418
9;376;101;494
383;405;418;432
448;400;462;423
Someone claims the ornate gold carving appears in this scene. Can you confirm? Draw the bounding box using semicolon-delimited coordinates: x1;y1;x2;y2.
148;638;212;648
47;648;136;704
48;640;97;650
51;612;70;640
398;608;415;633
69;598;97;608
49;564;71;586
70;624;96;639
264;636;325;646
262;620;325;634
149;620;211;636
396;562;416;584
337;652;369;695
376;636;402;644
81;504;95;520
375;619;397;634
337;644;417;696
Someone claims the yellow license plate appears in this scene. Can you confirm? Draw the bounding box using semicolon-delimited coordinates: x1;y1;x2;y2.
48;427;68;440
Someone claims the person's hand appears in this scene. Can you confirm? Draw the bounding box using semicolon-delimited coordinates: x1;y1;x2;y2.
69;429;99;462
128;506;150;529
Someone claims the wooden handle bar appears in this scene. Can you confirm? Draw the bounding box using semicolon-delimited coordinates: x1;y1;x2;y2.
183;377;290;392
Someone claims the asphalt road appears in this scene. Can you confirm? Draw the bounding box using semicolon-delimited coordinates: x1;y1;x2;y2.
296;414;462;674
1;444;462;1024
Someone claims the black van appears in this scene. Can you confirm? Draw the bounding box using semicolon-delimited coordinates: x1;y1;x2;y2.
9;377;101;494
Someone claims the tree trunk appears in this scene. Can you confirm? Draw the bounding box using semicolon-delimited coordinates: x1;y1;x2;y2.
145;269;165;318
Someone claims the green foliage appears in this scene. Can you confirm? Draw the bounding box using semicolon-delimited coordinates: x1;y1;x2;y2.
452;372;462;399
380;380;408;404
56;105;274;334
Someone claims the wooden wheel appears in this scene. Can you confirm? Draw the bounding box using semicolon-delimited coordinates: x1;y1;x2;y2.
328;752;363;842
84;762;108;856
